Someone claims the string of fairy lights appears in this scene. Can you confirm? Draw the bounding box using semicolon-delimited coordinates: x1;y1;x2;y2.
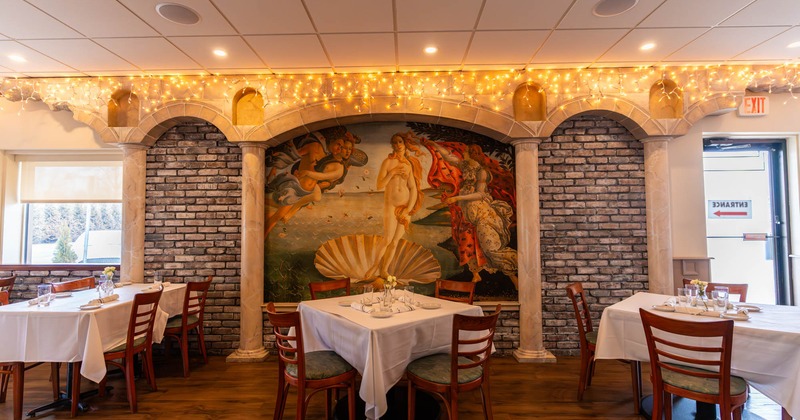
1;64;800;115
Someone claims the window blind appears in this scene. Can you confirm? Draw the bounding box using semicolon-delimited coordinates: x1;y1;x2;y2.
19;160;123;203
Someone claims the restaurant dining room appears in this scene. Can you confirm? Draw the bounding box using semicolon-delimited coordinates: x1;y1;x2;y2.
2;0;800;419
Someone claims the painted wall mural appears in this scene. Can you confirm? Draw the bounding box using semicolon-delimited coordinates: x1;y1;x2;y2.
264;122;517;302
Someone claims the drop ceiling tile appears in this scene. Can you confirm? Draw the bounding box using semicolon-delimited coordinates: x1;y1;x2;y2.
599;28;708;62
83;70;148;77
465;31;548;65
142;69;212;76
533;29;628;64
95;38;199;70
267;67;332;74
0;41;76;72
169;36;266;69
323;33;395;68
0;0;83;39
305;0;393;33
559;0;662;29
396;0;482;31
478;0;572;30
246;35;329;68
333;65;396;73
734;27;800;60
397;64;463;72
722;0;800;26
28;0;158;38
16;71;87;77
462;64;526;71
398;32;471;66
185;68;262;75
119;0;236;36
668;27;788;61
640;0;752;28
19;39;136;72
214;0;314;34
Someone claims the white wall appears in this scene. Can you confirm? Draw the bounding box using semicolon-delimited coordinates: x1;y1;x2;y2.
0;98;108;151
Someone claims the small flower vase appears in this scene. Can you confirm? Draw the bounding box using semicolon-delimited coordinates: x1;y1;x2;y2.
382;287;393;311
106;273;114;283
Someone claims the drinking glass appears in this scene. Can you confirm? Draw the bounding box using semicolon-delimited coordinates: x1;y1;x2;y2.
676;288;689;307
685;285;699;306
712;286;729;313
361;285;373;305
96;276;108;298
37;284;52;307
154;271;163;289
405;285;415;306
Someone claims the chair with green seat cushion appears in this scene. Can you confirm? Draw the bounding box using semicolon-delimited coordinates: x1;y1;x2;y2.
566;282;641;412
266;302;356;420
163;276;212;377
406;304;501;420
81;288;163;414
639;308;748;419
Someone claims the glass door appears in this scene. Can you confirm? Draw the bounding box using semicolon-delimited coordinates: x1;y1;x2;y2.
703;139;791;305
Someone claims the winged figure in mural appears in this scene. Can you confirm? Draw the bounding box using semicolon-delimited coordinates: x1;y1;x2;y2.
265;127;367;236
423;139;519;288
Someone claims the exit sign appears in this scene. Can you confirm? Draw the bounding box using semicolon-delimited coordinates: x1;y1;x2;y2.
738;96;768;116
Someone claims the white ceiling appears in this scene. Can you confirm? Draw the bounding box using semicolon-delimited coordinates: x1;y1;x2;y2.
1;0;800;77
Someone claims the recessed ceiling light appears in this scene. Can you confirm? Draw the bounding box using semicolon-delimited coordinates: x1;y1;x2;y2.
788;41;800;49
424;46;438;54
640;42;656;51
8;54;26;63
593;0;639;17
213;49;227;57
156;3;201;25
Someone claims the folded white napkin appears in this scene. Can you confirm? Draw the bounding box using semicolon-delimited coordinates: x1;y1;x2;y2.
675;306;704;315
392;304;412;313
663;297;677;307
88;294;119;305
350;302;373;313
27;297;41;306
698;310;722;317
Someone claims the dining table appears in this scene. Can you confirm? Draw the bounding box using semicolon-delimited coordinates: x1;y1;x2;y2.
298;293;486;420
595;291;800;419
0;282;187;419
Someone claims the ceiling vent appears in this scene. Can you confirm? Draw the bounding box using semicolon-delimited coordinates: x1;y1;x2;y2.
592;0;638;17
156;3;201;25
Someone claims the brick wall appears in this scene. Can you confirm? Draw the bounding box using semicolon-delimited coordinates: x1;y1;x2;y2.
539;115;648;356
145;121;242;355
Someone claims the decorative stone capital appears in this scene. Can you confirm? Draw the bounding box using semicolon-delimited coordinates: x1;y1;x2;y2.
510;137;544;147
639;136;674;145
116;143;150;151
237;141;270;150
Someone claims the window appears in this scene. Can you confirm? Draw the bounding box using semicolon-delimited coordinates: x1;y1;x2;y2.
16;156;123;264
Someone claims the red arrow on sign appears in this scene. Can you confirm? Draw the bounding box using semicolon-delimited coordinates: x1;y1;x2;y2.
714;211;747;217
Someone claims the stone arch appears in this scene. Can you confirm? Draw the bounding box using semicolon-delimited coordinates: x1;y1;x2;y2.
108;90;140;127
513;82;546;122
123;101;242;146
244;97;536;146
649;79;684;119
539;96;660;140
232;88;264;125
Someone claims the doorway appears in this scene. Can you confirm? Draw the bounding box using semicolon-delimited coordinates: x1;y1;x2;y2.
702;138;791;305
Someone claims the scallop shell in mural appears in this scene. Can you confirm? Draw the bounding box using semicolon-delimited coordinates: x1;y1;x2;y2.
314;234;441;284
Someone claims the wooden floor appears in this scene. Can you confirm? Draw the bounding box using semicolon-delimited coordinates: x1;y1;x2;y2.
1;354;785;419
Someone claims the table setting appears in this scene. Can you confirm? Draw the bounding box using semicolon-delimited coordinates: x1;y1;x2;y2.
651;283;755;321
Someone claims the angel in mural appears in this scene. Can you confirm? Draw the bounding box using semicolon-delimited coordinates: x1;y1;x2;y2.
365;132;425;280
423;140;518;288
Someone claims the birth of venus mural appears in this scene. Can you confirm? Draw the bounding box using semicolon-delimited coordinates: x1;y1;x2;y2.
264;122;518;302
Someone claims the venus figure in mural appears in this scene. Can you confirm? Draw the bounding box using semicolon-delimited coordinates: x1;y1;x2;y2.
365;132;424;280
425;140;518;288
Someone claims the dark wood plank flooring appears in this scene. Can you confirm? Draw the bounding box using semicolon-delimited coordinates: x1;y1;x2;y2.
1;354;784;419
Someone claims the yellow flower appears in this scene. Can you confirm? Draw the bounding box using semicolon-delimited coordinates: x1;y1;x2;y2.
386;275;397;288
103;266;116;277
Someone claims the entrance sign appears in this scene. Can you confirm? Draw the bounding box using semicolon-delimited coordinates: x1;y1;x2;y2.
708;200;752;219
738;96;768;116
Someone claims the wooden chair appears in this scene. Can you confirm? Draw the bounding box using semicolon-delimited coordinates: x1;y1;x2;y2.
51;277;96;293
0;275;15;294
639;308;748;419
434;279;475;304
406;304;501;420
0;291;10;404
682;279;749;302
266;302;356;420
164;276;213;377
566;282;641;412
308;278;351;300
0;290;7;305
82;289;163;414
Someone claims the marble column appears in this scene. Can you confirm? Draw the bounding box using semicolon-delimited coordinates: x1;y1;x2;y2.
119;143;148;284
227;142;269;362
512;138;556;363
641;137;675;295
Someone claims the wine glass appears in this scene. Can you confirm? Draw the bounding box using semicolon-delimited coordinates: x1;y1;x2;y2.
712;286;729;313
405;285;415;306
676;288;689;308
361;285;373;306
154;271;163;290
37;284;52;307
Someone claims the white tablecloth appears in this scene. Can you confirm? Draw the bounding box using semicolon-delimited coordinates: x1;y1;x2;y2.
298;294;485;419
595;292;800;418
0;283;186;383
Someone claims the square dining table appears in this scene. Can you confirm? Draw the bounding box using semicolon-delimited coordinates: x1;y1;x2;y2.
298;293;485;419
595;292;800;419
0;283;186;419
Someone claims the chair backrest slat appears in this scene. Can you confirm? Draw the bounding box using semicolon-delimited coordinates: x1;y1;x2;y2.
681;279;749;302
435;279;475;304
308;278;350;300
451;304;501;385
182;276;213;325
266;303;305;380
566;282;594;346
52;277;96;293
0;290;8;305
0;276;16;293
125;289;163;354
